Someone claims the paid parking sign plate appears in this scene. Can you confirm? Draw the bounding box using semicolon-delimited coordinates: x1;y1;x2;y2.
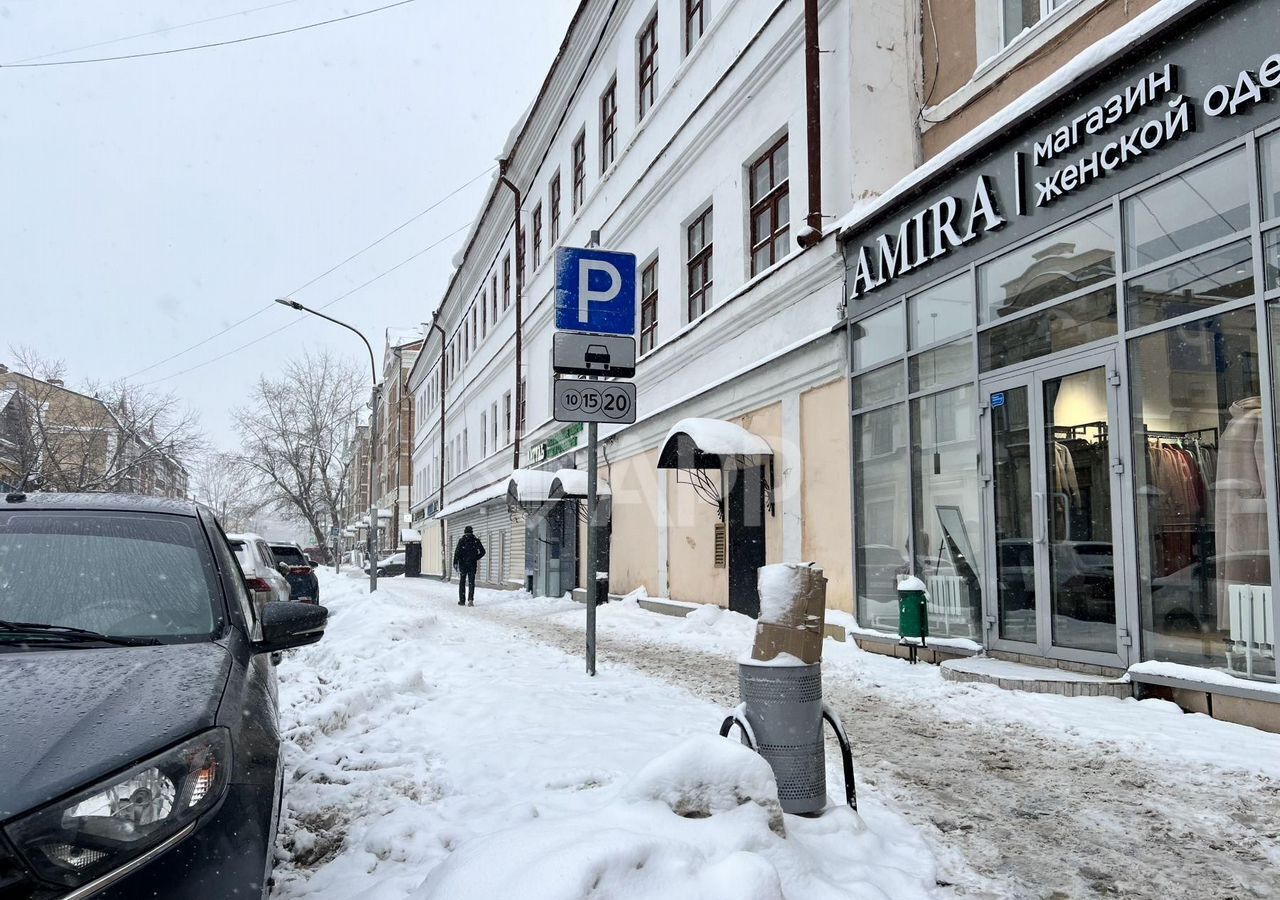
555;247;636;336
553;332;636;378
554;379;637;425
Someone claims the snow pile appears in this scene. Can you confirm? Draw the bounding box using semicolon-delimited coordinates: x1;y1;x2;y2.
417;735;928;900
272;572;942;899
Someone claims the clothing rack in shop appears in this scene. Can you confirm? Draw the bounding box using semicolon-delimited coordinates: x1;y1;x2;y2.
1053;420;1108;441
1142;426;1218;447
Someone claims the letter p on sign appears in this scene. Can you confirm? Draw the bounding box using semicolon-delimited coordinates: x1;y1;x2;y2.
555;247;637;336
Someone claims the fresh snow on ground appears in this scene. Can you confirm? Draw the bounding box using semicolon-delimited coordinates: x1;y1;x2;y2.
270;571;942;899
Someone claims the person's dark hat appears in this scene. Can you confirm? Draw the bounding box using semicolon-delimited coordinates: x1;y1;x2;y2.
464;525;473;534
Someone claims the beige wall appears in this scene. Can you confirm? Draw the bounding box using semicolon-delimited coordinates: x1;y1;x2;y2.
801;380;853;613
921;0;1162;159
667;464;728;606
605;449;661;596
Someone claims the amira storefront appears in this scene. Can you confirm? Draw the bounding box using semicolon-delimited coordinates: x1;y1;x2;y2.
840;0;1280;716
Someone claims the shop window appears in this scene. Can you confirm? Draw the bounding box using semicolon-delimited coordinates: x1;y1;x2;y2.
854;403;910;632
909;274;973;349
911;384;982;639
852;362;904;410
978;211;1116;322
1123;149;1251;269
1263;230;1280;291
1129;306;1273;681
909;338;974;393
1262;131;1280;220
851;303;905;369
978;287;1117;372
1125;240;1254;330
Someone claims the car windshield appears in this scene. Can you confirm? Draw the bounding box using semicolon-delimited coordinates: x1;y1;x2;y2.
0;510;222;642
271;546;307;566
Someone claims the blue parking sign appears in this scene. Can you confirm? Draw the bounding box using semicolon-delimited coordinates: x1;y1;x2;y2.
555;247;636;336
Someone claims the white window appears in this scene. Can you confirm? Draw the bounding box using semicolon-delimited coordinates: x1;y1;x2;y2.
481;412;488;457
999;0;1072;49
491;402;498;448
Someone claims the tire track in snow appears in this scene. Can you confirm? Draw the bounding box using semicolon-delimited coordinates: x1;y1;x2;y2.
480;603;1280;900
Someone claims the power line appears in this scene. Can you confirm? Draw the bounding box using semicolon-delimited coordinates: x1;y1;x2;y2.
124;164;494;379
12;0;309;64
0;0;420;68
142;220;473;386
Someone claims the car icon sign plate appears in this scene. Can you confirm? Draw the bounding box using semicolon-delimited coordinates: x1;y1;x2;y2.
552;332;636;378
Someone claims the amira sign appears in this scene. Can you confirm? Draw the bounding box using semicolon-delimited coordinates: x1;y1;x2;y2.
848;175;1004;299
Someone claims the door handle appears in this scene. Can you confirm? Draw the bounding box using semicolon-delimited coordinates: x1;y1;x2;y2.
1032;492;1046;545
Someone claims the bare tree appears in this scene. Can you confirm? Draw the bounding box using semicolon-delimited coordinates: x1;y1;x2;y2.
231;349;363;550
2;346;203;495
191;452;261;531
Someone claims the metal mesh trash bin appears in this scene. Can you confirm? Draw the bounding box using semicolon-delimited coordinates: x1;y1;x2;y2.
737;661;826;815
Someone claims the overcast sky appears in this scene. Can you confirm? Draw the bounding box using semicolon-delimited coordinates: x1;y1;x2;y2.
2;0;578;450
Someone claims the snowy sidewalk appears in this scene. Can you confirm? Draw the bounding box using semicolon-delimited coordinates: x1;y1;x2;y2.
270;572;944;899
447;584;1280;900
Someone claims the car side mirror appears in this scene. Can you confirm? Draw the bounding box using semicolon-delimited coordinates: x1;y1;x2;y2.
277;562;290;576
253;601;327;654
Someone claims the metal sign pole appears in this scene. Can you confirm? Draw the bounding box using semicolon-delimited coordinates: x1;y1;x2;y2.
585;419;598;676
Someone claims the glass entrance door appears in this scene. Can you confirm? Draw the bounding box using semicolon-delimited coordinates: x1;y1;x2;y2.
982;349;1127;664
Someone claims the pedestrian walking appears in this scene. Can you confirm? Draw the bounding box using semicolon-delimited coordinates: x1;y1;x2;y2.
453;526;486;606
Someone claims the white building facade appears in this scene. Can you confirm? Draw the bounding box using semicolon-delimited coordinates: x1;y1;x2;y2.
409;0;918;611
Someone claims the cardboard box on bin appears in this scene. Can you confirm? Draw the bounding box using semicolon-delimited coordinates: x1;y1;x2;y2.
752;563;826;664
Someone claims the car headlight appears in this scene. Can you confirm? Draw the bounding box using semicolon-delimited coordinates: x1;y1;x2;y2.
5;729;231;889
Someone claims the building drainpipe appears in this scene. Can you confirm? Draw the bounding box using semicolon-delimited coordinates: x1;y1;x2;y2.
498;157;524;470
798;0;824;248
428;312;448;579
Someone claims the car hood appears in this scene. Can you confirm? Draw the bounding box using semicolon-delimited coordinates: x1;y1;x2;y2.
0;642;231;820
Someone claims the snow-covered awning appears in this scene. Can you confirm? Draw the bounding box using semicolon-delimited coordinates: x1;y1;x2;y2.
657;418;773;470
401;528;421;543
549;468;611;499
432;479;510;520
506;469;559;505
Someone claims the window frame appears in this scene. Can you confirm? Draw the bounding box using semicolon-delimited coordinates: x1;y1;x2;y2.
748;134;791;276
637;10;659;120
572;130;587;211
502;254;512;311
600;76;618;172
549;173;561;244
684;0;704;56
686;205;714;322
532;202;543;270
640;256;659;354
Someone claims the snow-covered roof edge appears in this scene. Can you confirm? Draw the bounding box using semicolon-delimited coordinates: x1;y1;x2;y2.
432;478;509;520
834;0;1210;241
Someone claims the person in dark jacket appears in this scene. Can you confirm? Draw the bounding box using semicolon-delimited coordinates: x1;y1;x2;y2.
453;526;486;606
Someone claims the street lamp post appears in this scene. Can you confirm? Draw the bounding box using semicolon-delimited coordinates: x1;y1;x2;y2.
276;297;379;592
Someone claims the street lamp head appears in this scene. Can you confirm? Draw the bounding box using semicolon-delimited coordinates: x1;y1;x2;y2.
275;297;303;310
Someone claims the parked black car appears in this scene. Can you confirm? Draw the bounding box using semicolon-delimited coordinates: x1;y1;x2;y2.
0;492;327;899
268;542;320;604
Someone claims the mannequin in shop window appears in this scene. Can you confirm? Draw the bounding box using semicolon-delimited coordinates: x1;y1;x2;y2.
1215;396;1270;622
